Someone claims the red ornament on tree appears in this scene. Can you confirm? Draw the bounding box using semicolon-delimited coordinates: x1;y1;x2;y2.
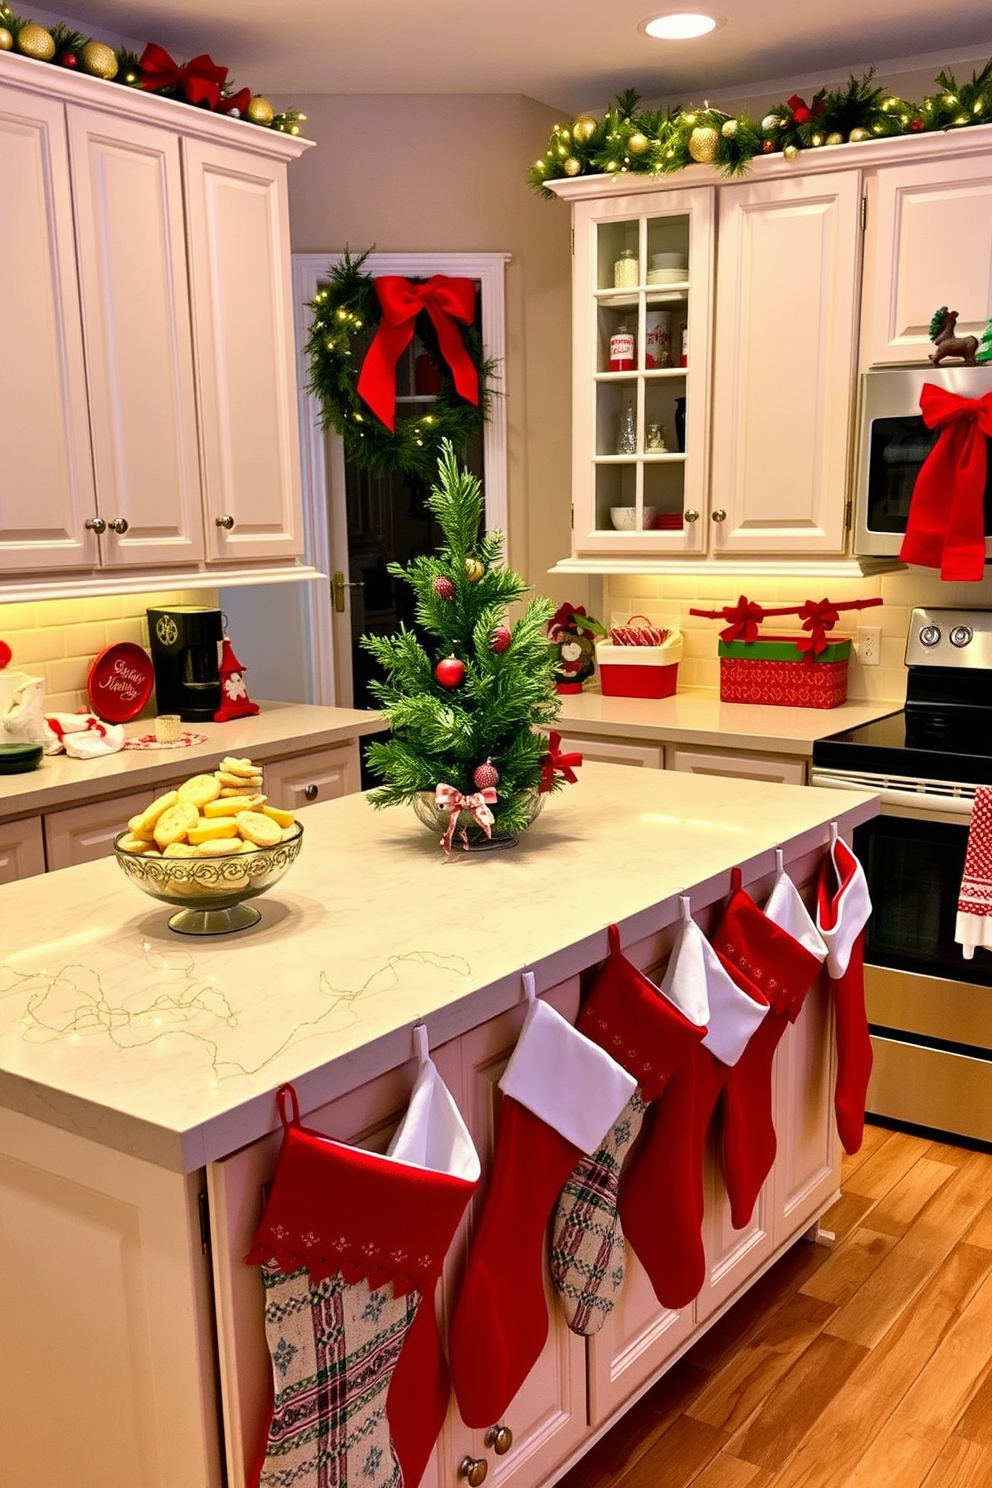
433;576;455;601
473;761;500;790
490;626;511;653
435;656;465;689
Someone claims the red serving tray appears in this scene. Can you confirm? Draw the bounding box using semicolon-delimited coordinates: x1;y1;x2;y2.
87;642;155;722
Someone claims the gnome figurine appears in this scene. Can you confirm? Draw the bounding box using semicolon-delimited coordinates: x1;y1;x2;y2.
214;635;260;722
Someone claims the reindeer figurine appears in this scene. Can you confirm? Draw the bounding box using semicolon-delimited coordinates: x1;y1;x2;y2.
929;306;979;366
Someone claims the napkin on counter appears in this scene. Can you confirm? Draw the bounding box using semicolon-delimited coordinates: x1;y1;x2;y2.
45;713;126;759
956;785;992;959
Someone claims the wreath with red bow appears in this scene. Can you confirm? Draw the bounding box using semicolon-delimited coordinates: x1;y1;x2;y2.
306;250;497;480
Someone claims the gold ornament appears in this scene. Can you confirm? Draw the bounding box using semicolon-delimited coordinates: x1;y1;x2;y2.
811;133;824;147
721;118;738;138
848;127;869;142
572;115;597;144
79;40;118;79
563;156;582;176
783;143;800;161
688;126;719;164
464;557;484;583
0;27;13;49
16;23;55;61
246;95;275;126
826;131;843;146
626;131;650;155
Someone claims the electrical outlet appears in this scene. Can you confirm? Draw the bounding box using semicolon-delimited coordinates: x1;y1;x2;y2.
857;626;881;666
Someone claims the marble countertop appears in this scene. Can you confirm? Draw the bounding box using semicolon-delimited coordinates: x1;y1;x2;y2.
0;702;385;820
554;689;901;755
0;763;876;1173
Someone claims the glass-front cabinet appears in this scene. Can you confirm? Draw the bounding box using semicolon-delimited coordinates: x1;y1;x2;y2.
567;185;715;556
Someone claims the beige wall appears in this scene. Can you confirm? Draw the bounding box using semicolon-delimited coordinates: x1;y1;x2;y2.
281;91;583;609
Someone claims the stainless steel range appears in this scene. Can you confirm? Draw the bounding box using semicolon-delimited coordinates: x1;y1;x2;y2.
811;608;992;1144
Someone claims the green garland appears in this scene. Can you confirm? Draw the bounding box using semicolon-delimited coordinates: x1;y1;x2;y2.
529;62;992;193
306;251;497;481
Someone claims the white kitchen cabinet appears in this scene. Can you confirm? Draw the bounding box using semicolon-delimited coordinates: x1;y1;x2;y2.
263;741;361;808
709;172;862;556
670;745;807;786
43;787;154;871
0;816;46;882
861;153;992;366
555;733;665;769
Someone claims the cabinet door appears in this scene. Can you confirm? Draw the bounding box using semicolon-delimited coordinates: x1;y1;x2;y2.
263;743;361;810
556;734;664;769
695;1097;776;1324
862;157;992;365
0;816;46;882
570;186;714;557
670;745;806;785
710;172;861;555
44;788;152;870
0;84;96;572
67;108;205;567
183;138;304;563
585;1240;694;1427
772;977;840;1243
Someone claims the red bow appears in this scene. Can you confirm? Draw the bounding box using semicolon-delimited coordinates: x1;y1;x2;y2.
719;596;765;644
434;782;497;855
137;44;250;115
796;598;840;660
787;93;826;125
899;384;992;581
357;277;479;432
539;731;583;793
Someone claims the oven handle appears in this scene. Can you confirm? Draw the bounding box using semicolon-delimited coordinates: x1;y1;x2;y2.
810;770;975;819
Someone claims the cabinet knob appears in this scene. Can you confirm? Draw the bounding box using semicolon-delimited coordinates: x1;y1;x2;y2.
215;514;236;529
683;508;699;523
458;1458;488;1486
304;784;319;801
107;517;129;534
84;516;107;534
484;1426;513;1455
711;509;727;523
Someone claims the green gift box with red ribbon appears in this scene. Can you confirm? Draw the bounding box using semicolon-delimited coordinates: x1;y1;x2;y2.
717;635;851;708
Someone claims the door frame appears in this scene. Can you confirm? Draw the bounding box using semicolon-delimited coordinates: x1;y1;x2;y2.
292;252;510;705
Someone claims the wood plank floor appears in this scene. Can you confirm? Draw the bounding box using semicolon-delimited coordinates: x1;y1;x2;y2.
559;1125;992;1488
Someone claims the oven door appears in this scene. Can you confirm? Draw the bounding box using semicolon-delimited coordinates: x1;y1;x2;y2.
811;768;992;1141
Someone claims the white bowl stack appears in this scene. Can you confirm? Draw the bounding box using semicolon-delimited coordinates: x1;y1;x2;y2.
647;251;687;286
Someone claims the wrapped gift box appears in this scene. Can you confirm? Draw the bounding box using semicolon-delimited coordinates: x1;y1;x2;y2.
718;635;851;708
596;629;683;699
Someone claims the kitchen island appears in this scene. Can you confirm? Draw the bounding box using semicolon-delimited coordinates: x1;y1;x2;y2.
0;763;876;1488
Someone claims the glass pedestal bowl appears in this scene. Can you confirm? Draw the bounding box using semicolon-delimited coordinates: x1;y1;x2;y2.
114;823;303;935
412;789;544;850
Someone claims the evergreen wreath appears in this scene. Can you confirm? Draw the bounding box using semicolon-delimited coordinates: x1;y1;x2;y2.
306;250;497;480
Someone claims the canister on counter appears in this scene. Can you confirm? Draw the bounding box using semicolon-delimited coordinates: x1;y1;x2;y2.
644;311;672;368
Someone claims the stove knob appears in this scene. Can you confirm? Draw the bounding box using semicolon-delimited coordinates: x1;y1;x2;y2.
950;625;974;647
919;624;941;646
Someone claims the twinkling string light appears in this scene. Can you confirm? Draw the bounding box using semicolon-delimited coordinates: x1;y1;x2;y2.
0;947;472;1085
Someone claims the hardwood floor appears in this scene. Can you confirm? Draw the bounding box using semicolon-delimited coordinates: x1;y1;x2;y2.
558;1125;992;1488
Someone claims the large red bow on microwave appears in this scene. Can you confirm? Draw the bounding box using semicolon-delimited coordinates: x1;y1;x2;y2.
357;277;479;431
899;384;992;582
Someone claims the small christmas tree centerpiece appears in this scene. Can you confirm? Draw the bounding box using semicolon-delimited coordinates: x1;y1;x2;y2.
362;442;578;852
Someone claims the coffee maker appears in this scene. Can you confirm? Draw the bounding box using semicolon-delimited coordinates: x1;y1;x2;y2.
146;606;223;721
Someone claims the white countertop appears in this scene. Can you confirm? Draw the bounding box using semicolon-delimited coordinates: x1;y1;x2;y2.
554;689;901;755
0;702;385;820
0;763;876;1173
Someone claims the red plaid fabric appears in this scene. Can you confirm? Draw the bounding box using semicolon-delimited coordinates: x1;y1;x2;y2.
956;786;992;959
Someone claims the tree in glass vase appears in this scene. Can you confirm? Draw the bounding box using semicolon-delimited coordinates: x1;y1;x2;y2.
362;441;573;851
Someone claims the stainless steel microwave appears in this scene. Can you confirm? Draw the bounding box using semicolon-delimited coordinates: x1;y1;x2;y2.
853;363;992;558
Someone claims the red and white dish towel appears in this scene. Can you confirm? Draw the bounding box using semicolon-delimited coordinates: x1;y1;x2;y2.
956;785;992;959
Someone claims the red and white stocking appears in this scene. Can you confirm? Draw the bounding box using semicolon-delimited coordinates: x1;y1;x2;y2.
816;823;874;1154
550;924;706;1335
712;861;826;1229
246;1040;479;1488
619;901;769;1310
448;974;636;1427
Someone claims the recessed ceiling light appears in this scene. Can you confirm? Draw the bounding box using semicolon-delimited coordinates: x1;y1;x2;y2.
641;12;722;39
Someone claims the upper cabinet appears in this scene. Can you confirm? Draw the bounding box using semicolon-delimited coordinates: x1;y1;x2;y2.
0;53;314;592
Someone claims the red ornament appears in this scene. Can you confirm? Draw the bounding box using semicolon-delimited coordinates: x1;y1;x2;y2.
910;117;925;132
435;656;465;689
58;50;78;66
490;626;511;653
433;576;455;601
761;139;776;153
473;761;500;790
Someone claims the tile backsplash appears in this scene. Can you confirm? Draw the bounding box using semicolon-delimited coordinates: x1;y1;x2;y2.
0;590;218;715
603;569;992;702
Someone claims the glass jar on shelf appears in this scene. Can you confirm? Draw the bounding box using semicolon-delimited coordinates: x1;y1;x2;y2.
613;247;638;288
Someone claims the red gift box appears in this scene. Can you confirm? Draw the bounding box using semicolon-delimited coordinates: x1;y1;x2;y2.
718;636;851;709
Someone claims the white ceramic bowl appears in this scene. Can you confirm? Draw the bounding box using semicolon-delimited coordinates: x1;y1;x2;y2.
646;268;686;284
610;506;658;530
651;252;687;269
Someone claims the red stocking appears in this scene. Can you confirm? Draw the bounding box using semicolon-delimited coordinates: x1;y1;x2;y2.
448;981;635;1427
817;827;873;1154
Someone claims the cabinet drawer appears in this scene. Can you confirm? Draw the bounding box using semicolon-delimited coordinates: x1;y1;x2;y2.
0;816;46;882
43;788;153;871
557;734;664;770
263;744;360;810
670;746;806;786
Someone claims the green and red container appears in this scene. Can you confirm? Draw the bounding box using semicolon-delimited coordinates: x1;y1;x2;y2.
718;635;851;709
